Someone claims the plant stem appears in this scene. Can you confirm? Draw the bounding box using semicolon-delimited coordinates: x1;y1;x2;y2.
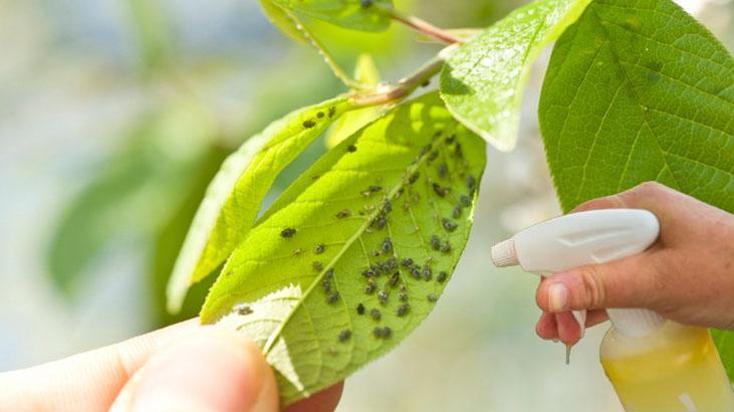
350;50;451;106
380;6;463;45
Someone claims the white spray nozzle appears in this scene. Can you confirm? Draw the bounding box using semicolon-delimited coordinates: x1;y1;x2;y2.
491;209;661;344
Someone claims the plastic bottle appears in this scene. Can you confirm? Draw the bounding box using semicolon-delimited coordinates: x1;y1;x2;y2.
491;209;734;411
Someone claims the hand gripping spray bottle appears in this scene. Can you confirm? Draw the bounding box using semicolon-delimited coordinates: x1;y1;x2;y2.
491;209;734;411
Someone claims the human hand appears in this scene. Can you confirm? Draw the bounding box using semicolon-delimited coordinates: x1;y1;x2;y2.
534;182;734;345
0;319;342;412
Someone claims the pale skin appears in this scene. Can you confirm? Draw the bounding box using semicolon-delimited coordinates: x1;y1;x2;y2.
535;182;734;345
0;319;343;412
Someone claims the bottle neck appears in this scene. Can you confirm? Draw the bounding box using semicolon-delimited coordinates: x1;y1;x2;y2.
607;308;665;338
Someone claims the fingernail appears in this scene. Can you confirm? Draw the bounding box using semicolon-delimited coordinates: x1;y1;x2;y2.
548;283;568;312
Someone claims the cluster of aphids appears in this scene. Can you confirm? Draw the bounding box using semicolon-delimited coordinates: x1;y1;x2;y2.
272;129;477;349
301;105;338;130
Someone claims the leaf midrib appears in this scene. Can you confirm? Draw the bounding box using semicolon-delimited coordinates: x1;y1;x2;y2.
262;129;456;355
586;7;688;192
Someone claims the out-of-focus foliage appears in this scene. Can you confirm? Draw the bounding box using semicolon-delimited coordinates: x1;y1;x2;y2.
47;101;217;296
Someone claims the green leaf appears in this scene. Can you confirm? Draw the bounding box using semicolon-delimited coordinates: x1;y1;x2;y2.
271;0;393;32
538;0;734;377
539;0;734;212
167;96;354;313
260;0;309;44
201;93;486;405
713;330;734;382
326;54;385;148
440;0;592;151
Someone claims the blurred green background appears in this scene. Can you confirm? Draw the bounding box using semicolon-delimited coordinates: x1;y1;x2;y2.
1;0;732;410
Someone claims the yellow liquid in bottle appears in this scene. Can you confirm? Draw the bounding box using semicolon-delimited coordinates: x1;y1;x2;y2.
601;322;734;412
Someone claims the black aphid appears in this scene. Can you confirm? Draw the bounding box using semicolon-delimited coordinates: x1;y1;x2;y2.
369;185;383;193
460;195;471;207
420;144;432;156
382;199;392;213
328;291;340;304
401;258;414;267
381;238;393;253
373;326;392;339
370;308;381;321
442;218;458;233
280;228;296;238
314;243;326;254
378;290;389;305
430;235;441;251
427;293;438;303
384;257;398;271
328;106;336;118
428;150;439;162
357;303;366;315
446;134;455;144
303;120;316;129
347;144;357;153
437;271;448;283
237;306;253;316
453;142;463;158
410;267;421;279
360;0;374;8
432;183;449;197
399;292;409;302
452;205;462;219
440;241;452;254
364;280;377;295
317;111;325;118
408;172;420;184
422;265;432;281
388;272;400;288
467;175;477;190
421;80;430;87
370;215;387;230
312;261;324;272
397;303;410;317
438;163;448;179
336;209;351;219
362;268;375;278
338;330;352;342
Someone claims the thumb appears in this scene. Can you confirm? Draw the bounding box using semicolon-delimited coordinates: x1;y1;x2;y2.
536;253;660;313
110;328;278;412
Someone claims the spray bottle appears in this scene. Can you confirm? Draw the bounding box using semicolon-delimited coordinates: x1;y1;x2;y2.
491;209;734;411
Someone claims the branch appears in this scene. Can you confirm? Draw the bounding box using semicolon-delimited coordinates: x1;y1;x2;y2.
350;46;456;106
377;5;463;45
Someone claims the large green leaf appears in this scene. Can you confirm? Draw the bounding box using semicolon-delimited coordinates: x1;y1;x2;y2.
167;97;353;313
538;0;734;377
440;0;592;151
202;93;486;405
271;0;393;32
